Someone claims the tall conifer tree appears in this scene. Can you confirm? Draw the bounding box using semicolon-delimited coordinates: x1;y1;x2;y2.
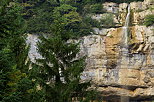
34;4;96;102
0;1;41;101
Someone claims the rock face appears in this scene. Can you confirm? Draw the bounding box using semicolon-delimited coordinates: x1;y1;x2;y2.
80;27;154;101
27;0;154;101
81;0;154;101
26;34;42;62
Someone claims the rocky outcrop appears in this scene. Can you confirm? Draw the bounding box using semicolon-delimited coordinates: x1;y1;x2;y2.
81;0;154;101
81;27;154;101
27;0;154;101
130;1;154;25
26;34;42;62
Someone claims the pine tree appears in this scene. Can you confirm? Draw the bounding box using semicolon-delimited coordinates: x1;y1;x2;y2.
34;4;96;102
0;1;42;101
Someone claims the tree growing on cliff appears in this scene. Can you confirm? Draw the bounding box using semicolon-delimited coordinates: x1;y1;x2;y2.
34;4;97;102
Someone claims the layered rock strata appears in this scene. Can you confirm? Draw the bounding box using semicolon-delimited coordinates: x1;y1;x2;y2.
81;0;154;101
27;0;154;101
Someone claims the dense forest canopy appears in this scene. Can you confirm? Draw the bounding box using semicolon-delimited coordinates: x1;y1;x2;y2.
16;0;144;35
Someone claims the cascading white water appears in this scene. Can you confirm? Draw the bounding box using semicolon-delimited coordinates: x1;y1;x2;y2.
123;4;131;47
120;4;131;102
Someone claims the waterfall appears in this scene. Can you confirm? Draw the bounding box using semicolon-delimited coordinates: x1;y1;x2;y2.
123;4;130;47
120;4;131;102
125;4;131;27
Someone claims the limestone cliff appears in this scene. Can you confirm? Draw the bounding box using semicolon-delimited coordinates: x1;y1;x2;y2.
27;0;154;101
81;0;154;101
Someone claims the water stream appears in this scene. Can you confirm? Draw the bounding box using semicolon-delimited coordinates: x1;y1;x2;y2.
123;4;131;47
120;4;130;102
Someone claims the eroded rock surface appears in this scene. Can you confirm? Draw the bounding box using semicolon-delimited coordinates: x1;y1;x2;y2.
27;0;154;101
81;26;154;101
81;0;154;101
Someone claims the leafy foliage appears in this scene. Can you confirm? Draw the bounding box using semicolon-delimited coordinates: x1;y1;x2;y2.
17;0;144;35
90;3;104;14
53;4;93;37
83;17;101;28
31;4;98;101
24;1;55;34
144;14;154;26
1;0;147;101
100;13;115;27
53;4;81;29
0;1;41;101
103;0;144;3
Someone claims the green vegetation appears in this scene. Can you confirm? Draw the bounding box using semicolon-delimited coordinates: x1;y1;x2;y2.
18;0;144;35
83;16;102;28
33;9;97;100
100;14;115;27
0;1;41;101
105;0;144;3
1;0;147;101
144;14;154;26
0;0;98;102
90;3;105;14
22;1;55;34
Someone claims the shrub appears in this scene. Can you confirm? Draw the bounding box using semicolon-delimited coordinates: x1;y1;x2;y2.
105;0;144;3
90;3;104;14
144;14;154;26
100;13;115;27
84;16;101;28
